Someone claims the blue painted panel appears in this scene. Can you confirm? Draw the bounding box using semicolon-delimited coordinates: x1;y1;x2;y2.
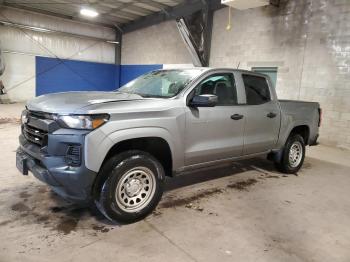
119;64;163;87
36;56;120;96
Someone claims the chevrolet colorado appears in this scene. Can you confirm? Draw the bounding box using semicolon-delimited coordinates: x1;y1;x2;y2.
16;68;321;223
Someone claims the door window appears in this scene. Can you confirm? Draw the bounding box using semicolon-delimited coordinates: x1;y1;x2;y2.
252;67;278;88
242;74;271;105
193;73;237;106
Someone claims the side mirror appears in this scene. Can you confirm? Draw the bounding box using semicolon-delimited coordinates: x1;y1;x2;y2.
189;94;218;107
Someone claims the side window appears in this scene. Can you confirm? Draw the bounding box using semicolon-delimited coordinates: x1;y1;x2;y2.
242;74;271;105
193;73;237;106
252;67;278;88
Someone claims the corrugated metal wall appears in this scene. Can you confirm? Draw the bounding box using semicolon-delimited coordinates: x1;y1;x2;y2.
0;7;116;101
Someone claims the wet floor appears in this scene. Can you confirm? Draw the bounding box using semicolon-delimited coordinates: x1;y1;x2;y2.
3;158;285;237
1;120;350;262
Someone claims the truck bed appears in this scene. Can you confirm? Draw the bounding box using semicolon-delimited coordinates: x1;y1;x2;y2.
278;99;320;146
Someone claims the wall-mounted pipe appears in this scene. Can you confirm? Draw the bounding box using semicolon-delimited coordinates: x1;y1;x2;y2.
2;49;50;57
0;47;4;76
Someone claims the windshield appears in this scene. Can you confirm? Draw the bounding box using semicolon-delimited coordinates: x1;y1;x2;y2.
117;69;204;98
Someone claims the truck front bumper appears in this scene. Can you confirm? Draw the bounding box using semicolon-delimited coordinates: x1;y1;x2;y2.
17;134;97;204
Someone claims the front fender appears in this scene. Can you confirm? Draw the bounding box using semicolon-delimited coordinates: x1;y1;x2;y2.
84;127;180;173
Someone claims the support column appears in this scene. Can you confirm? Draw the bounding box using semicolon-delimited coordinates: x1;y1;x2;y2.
114;29;122;89
203;0;214;67
115;29;122;65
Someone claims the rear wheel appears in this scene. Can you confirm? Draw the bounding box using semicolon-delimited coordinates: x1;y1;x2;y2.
275;134;305;174
95;150;164;223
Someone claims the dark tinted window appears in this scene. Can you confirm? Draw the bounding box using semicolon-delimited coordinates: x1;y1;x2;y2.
252;67;278;88
242;74;271;105
194;73;237;106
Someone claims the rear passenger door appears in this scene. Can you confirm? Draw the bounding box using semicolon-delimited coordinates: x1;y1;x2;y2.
240;73;280;155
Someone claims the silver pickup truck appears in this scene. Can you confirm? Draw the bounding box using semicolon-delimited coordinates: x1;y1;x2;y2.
16;68;321;223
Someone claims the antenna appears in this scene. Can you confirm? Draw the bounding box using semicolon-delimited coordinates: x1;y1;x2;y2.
236;62;241;69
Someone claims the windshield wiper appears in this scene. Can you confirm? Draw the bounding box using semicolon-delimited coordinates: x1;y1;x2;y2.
114;90;144;99
138;94;169;98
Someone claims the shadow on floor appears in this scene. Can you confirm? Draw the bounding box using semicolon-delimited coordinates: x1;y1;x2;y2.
165;157;277;191
4;157;282;232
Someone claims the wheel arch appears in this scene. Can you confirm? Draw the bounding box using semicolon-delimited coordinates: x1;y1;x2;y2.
102;136;173;177
91;135;173;201
85;127;179;172
269;124;310;163
289;125;310;145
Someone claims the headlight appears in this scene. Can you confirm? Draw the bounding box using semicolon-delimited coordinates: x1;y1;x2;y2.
21;110;28;125
57;114;109;130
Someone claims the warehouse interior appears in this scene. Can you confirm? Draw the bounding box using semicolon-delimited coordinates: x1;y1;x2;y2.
0;0;350;261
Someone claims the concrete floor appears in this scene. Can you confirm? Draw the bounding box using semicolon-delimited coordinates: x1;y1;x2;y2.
1;103;350;262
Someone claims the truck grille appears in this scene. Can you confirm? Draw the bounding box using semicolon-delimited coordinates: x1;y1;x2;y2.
28;110;55;120
23;124;48;147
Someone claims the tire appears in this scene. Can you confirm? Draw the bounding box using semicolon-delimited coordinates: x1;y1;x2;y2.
95;150;165;223
275;134;305;174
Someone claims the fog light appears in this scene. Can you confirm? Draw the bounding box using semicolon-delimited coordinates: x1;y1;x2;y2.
66;145;81;166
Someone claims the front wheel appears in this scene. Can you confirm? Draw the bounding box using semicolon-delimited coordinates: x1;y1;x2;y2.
95;150;165;223
275;134;305;174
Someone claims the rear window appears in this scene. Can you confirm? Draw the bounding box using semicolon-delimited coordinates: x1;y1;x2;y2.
242;74;271;105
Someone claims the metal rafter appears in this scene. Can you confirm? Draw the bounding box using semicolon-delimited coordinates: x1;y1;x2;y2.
100;2;152;16
1;0;224;31
0;19;117;42
134;1;169;11
52;0;141;24
1;2;116;28
65;0;149;23
122;0;223;33
48;0;130;23
97;1;144;21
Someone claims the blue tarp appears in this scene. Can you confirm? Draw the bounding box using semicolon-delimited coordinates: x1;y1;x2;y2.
36;56;120;96
36;56;164;96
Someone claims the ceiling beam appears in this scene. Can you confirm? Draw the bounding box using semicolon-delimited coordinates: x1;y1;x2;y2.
3;0;133;27
122;0;223;33
46;0;132;25
135;1;169;11
167;0;185;5
98;2;143;20
100;2;152;16
0;19;119;43
108;11;139;21
1;3;116;29
122;5;152;16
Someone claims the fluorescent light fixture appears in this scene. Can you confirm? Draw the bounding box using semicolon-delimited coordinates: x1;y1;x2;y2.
106;40;120;44
80;8;99;18
30;26;52;33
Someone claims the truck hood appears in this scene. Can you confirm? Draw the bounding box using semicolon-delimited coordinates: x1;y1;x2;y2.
26;91;143;114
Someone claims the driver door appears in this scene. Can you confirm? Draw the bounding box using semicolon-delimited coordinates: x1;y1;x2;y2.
184;72;245;166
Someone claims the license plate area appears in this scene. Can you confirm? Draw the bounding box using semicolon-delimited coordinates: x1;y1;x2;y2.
16;152;29;175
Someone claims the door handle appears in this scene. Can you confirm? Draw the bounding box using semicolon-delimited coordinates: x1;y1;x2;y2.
267;112;277;118
231;114;244;120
